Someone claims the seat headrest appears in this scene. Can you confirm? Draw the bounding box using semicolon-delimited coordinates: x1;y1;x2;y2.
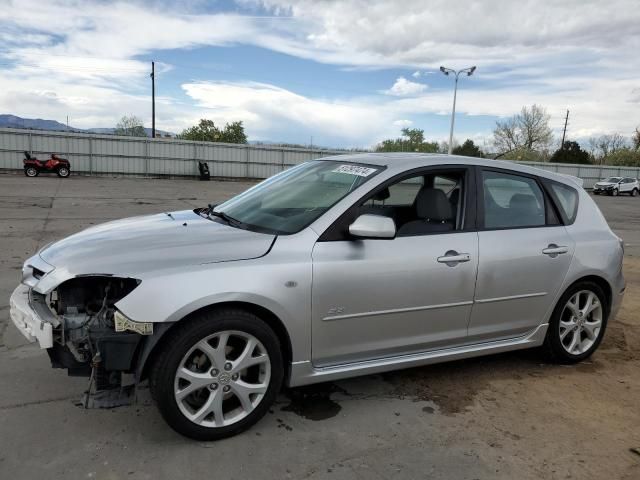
371;187;390;201
416;187;452;221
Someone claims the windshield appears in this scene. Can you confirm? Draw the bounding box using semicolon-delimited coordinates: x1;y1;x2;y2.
213;161;383;234
603;177;621;183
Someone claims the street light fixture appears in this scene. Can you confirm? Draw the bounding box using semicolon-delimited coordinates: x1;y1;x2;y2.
440;65;476;154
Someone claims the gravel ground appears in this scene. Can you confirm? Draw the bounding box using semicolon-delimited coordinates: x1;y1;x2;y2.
0;173;638;480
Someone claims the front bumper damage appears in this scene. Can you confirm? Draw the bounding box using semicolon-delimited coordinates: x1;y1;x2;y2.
10;284;55;348
9;279;153;407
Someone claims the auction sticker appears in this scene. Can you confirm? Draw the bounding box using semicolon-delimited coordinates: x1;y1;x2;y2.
332;165;377;177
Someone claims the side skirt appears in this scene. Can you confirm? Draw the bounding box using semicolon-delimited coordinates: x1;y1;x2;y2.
288;323;548;387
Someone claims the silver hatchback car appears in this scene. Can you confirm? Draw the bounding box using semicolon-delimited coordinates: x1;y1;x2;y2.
10;154;625;440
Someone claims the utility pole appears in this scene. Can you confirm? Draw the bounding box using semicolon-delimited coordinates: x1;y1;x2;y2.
560;109;569;149
150;61;156;138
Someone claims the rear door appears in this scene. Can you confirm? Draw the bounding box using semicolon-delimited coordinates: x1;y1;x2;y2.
467;168;575;342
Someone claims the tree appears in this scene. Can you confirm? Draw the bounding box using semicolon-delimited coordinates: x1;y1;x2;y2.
114;115;146;137
493;104;553;157
549;141;591;164
588;133;627;163
178;119;248;144
452;139;484;157
606;148;640;167
376;127;439;153
633;127;640;151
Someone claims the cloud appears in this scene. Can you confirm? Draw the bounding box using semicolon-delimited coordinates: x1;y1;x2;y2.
0;0;638;146
383;77;427;96
181;81;400;145
393;119;413;128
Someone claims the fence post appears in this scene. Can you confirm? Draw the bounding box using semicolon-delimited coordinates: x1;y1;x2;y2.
89;135;93;175
28;131;32;155
193;143;198;176
145;139;149;177
281;149;285;172
245;145;250;178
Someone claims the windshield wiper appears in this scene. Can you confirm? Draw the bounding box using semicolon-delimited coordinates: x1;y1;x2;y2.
207;208;246;229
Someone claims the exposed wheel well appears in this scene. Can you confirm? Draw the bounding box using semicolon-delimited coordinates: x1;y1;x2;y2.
140;301;293;385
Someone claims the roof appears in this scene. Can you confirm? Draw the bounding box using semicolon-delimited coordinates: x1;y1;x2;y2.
318;152;577;187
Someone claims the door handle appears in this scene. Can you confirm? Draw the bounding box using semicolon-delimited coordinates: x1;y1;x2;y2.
542;244;569;257
437;251;471;265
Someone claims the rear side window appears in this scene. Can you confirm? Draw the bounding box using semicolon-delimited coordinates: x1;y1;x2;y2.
550;182;579;223
482;171;545;229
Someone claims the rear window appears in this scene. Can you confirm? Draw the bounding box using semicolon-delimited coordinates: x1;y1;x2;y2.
550;182;578;223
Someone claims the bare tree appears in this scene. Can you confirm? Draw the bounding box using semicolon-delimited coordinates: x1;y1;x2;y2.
588;133;628;164
114;115;146;137
633;127;640;150
493;105;553;157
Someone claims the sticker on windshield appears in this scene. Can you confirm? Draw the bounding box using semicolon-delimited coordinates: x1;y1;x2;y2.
332;165;377;177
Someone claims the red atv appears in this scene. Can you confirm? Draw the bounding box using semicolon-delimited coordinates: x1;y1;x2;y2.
23;151;71;178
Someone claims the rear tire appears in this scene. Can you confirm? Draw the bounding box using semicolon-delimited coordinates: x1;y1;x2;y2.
150;308;283;440
25;167;38;177
542;281;608;364
57;166;70;178
631;188;638;197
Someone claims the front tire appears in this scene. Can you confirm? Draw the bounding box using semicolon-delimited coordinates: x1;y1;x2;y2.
57;166;70;177
150;308;283;440
25;167;38;177
631;188;638;197
612;188;619;196
542;281;608;364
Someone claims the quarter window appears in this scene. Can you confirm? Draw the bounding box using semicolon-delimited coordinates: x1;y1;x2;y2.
550;182;578;223
482;171;545;229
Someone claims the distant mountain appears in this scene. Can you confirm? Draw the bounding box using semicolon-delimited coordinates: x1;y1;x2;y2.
0;114;77;131
0;115;175;137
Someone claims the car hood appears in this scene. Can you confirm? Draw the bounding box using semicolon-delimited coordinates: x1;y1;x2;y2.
595;182;617;186
36;210;275;285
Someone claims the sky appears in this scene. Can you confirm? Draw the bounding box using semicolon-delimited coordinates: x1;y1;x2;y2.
0;0;638;149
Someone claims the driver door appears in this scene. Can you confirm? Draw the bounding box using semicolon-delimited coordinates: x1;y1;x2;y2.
311;167;478;367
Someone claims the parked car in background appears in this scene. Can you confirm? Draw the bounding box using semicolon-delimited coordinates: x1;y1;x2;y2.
23;151;71;178
592;176;639;196
10;154;625;440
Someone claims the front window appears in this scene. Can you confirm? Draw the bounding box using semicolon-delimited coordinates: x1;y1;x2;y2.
213;161;383;234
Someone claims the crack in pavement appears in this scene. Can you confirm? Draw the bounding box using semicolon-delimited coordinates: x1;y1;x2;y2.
0;395;80;411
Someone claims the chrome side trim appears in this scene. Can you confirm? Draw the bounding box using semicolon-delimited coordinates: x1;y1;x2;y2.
322;300;473;322
288;324;548;387
475;292;547;304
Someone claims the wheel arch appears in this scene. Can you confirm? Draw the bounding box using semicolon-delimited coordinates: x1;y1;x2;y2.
137;300;293;385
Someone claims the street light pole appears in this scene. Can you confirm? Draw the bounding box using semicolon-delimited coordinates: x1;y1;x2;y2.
440;65;476;154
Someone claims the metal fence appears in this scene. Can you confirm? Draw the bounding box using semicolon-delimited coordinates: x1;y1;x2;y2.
516;161;640;189
1;127;639;187
0;128;346;179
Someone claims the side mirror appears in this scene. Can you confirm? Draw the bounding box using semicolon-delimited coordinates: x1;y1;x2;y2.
349;214;396;239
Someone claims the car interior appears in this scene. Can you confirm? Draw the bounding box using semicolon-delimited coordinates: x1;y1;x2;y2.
358;171;464;236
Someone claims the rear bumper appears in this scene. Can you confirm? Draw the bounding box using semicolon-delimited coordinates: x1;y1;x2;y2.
9;284;54;349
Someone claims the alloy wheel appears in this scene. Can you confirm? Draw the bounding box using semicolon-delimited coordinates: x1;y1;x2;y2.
26;167;37;177
58;167;70;177
558;290;603;355
173;330;271;428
